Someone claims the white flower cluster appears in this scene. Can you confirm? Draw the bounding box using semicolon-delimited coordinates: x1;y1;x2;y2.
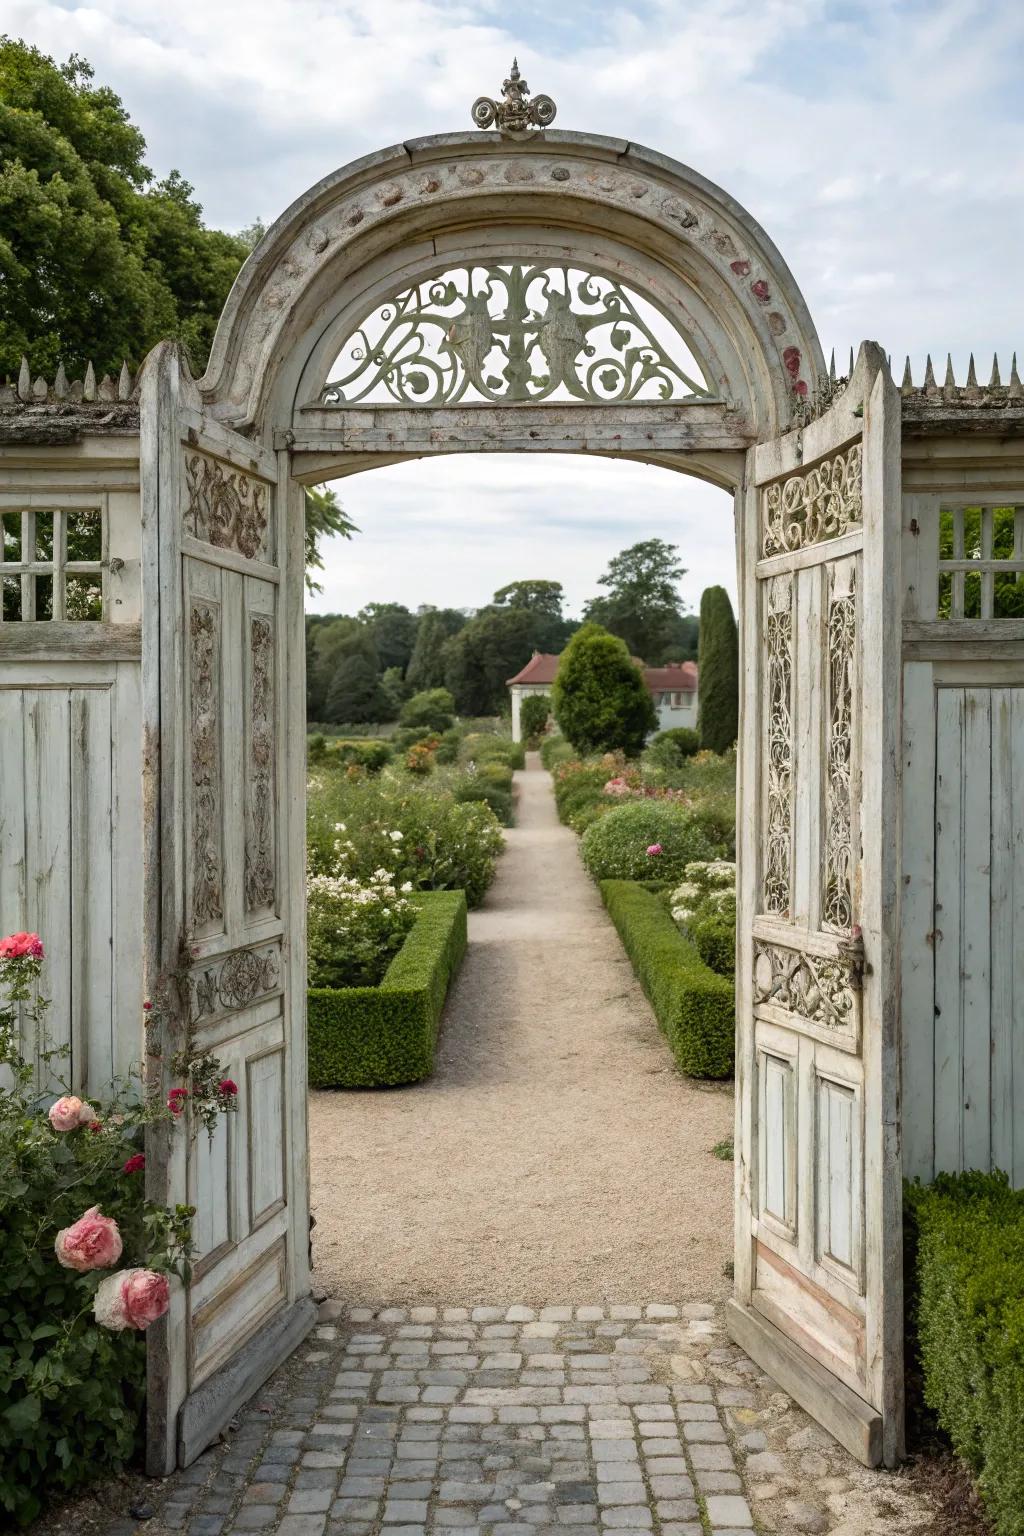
670;859;737;931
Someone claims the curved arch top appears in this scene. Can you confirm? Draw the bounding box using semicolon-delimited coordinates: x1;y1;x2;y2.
200;130;824;442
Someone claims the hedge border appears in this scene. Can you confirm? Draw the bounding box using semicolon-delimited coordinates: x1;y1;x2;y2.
600;879;735;1078
905;1172;1024;1536
308;890;468;1088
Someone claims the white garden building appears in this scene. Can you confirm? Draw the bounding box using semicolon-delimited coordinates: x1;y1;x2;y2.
508;651;699;740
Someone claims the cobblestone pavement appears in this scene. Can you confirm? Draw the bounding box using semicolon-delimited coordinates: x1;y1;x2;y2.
96;1302;937;1536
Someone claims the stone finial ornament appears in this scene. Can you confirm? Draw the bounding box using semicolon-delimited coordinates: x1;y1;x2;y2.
471;58;556;138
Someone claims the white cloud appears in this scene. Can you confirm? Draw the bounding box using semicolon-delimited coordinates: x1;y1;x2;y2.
8;0;1023;611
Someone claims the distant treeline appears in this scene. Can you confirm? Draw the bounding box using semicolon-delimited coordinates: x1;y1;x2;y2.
307;540;701;724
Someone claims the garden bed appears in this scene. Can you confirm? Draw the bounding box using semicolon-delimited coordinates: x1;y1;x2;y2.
308;890;468;1088
600;879;735;1079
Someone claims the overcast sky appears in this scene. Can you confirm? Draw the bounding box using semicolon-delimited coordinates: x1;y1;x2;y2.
11;0;1023;616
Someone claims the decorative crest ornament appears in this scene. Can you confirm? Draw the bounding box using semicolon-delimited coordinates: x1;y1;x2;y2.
471;58;556;139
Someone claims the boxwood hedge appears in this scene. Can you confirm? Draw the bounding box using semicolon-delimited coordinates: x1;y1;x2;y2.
905;1172;1024;1536
308;890;467;1088
600;880;735;1078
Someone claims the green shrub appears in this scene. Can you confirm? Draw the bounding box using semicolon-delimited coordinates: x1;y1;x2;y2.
307;732;327;764
539;735;574;771
393;725;438;753
308;891;467;1087
600;881;734;1077
435;726;463;764
307;870;416;988
905;1173;1024;1536
519;693;551;743
654;726;701;757
552;623;657;755
689;911;736;977
455;781;514;827
400;687;456;732
329;739;392;773
461;732;525;770
581;801;725;883
551;757;620;827
474;761;514;792
698;586;739;753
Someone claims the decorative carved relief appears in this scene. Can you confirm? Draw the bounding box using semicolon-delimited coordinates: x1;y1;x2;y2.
184;451;270;562
753;934;863;1032
762;576;793;917
822;563;857;931
192;944;280;1020
762;443;862;557
245;614;276;913
321;263;715;407
189;602;222;929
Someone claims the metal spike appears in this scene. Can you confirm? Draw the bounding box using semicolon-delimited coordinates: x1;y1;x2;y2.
54;361;68;399
924;354;937;392
118;361;132;400
97;373;116;402
1010;353;1023;399
901;356;914;391
32;376;48;401
829;348;836;385
83;361;96;402
989;354;1001;390
18;356;31;402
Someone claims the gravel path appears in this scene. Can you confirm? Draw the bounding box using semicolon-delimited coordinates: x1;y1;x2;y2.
309;754;734;1306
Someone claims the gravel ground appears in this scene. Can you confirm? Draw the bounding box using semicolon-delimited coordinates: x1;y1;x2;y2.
309;754;734;1306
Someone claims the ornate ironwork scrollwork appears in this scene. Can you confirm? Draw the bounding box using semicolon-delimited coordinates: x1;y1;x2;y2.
762;577;793;917
320;263;716;407
762;443;862;557
471;58;556;138
822;563;857;931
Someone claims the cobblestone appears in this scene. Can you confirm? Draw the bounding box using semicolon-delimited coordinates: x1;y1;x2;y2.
85;1302;939;1536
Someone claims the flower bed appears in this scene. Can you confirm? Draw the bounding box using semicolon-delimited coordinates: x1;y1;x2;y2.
308;890;468;1088
600;880;735;1078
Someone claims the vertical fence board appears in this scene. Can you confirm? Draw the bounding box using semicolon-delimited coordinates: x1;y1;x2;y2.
900;662;937;1182
933;688;964;1172
960;691;992;1170
70;687;114;1093
24;691;72;1082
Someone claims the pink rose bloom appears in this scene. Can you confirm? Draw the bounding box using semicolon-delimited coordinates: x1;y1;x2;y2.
54;1205;123;1271
94;1268;170;1331
48;1095;94;1132
645;843;663;856
0;931;44;959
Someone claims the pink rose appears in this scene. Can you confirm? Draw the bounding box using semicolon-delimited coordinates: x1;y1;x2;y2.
122;1153;146;1174
0;931;44;959
48;1095;95;1132
54;1206;123;1271
645;843;663;857
217;1078;238;1097
167;1087;188;1116
94;1268;170;1331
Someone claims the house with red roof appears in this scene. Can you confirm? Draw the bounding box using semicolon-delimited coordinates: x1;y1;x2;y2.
506;652;699;741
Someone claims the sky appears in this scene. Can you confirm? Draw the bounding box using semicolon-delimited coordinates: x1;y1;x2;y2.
10;0;1023;617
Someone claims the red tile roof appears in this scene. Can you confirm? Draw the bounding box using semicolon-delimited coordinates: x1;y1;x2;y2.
508;652;698;693
506;652;562;685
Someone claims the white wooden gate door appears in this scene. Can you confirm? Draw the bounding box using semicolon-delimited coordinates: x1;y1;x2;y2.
728;344;904;1466
140;343;314;1474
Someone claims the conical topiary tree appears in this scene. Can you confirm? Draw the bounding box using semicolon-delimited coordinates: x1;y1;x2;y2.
697;586;739;752
551;623;657;756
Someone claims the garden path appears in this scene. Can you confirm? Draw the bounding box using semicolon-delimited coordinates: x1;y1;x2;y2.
308;752;734;1305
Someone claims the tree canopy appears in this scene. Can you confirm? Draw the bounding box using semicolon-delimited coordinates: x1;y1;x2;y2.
551;623;657;756
583;538;688;664
0;37;251;378
697;586;739;752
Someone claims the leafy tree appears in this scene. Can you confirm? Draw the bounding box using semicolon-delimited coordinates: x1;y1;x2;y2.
304;486;357;594
519;693;551;742
552;622;657;756
0;38;251;377
493;580;565;618
443;607;537;715
406;607;467;692
359;601;417;674
697;586;738;752
400;688;456;732
661;612;700;662
305;614;363;719
584;538;687;663
324;652;388;725
379;666;408;717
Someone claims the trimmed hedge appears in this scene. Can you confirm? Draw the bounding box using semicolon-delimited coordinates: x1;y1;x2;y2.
539;734;574;771
600;880;734;1078
308;890;467;1088
905;1172;1024;1536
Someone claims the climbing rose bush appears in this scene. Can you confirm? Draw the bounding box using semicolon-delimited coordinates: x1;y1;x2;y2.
0;936;219;1526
